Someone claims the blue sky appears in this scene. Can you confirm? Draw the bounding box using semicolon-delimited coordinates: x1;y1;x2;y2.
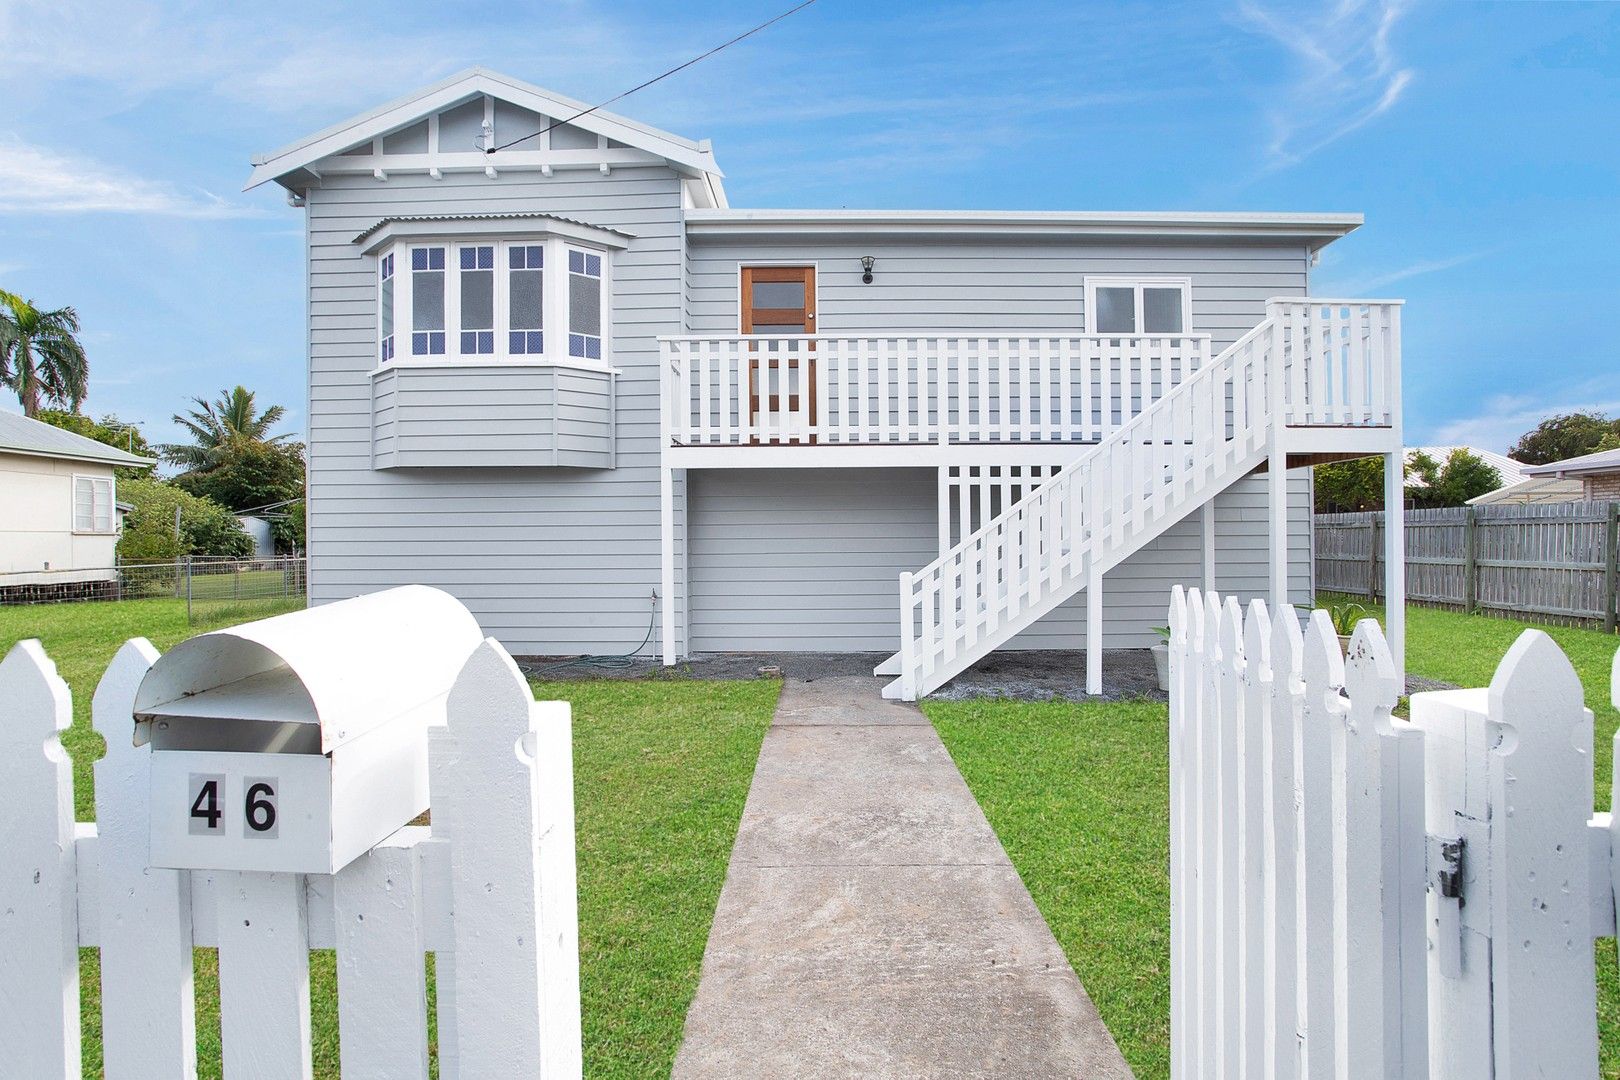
2;0;1616;454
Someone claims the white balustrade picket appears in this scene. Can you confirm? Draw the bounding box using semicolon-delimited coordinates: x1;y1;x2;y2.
0;634;581;1079
1172;585;1620;1080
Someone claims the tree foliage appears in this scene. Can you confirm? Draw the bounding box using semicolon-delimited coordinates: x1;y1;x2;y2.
1314;449;1502;512
116;477;252;562
269;500;306;553
36;410;153;478
0;291;89;417
1508;412;1620;465
159;385;292;471
173;438;305;514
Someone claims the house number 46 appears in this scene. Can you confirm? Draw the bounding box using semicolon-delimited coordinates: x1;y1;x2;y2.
188;774;280;839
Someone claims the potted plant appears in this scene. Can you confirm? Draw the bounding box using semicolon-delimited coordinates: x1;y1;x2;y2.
1324;598;1369;652
1151;625;1171;691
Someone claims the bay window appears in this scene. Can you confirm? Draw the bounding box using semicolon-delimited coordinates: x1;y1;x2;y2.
375;234;612;367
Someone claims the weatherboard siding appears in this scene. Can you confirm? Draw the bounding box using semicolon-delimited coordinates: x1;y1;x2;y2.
304;165;685;654
686;468;1312;653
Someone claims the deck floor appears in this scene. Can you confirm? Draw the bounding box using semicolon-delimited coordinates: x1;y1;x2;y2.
671;675;1135;1079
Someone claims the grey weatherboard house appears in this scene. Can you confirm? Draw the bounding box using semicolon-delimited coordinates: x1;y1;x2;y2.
249;68;1410;701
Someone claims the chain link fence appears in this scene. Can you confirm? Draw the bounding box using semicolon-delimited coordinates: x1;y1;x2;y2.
0;556;307;624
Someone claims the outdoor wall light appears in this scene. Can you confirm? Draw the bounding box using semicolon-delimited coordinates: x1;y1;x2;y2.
861;255;875;284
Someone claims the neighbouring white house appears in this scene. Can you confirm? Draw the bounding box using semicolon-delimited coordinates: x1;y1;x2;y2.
249;68;1409;699
1518;447;1620;502
0;411;154;590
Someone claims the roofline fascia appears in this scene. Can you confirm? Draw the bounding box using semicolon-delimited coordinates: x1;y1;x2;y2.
682;209;1363;247
0;445;156;468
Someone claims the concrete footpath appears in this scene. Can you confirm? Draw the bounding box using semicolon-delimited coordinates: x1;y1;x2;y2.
672;676;1135;1079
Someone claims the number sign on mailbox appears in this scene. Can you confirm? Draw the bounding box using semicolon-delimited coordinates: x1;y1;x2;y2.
133;586;484;875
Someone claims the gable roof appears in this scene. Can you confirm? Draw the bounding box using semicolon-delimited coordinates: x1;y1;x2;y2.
246;67;723;191
1522;446;1620;478
0;411;155;468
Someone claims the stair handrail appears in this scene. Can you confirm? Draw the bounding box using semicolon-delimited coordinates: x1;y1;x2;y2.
910;316;1280;582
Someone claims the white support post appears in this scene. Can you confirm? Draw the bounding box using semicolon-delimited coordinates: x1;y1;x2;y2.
1267;450;1288;610
1086;560;1103;695
938;466;952;557
660;466;676;665
1383;451;1406;681
1200;501;1216;593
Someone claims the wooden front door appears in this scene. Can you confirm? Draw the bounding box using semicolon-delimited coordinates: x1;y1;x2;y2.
741;266;816;443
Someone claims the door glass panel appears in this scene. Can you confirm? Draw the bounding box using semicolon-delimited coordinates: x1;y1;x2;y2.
751;280;805;309
1095;286;1135;333
750;324;805;335
1143;287;1185;333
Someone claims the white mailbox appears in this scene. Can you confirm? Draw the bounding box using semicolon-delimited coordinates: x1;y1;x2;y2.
133;585;483;874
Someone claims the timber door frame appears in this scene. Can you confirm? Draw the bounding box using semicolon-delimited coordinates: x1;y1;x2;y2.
740;264;817;443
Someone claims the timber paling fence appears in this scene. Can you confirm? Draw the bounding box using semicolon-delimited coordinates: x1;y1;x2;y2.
1315;502;1620;629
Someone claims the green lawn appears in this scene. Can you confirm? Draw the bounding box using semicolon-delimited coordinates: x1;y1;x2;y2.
1;597;776;1079
925;604;1620;1080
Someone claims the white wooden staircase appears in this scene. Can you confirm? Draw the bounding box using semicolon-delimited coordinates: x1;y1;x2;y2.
878;299;1401;701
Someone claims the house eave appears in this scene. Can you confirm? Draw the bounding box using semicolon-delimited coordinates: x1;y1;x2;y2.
0;445;156;469
683;209;1363;248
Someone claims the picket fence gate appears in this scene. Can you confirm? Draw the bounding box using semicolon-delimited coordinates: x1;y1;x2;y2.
1168;584;1620;1079
0;634;582;1080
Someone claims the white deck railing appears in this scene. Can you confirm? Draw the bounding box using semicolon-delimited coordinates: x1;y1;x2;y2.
660;333;1212;446
1270;298;1403;427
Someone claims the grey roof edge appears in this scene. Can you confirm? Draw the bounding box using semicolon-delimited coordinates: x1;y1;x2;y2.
352;211;636;245
1522;447;1620;477
247;67;721;190
684;208;1363;246
0;411;156;467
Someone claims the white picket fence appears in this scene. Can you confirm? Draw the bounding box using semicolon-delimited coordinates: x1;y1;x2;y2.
1168;584;1620;1079
0;634;581;1080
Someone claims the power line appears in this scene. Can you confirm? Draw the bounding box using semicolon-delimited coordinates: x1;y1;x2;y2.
482;0;818;156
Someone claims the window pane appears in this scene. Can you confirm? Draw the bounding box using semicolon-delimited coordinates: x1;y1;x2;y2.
749;324;806;334
381;276;394;338
461;269;493;330
510;268;543;329
750;280;804;309
570;273;601;337
1143;287;1184;333
413;271;444;331
1095;286;1135;333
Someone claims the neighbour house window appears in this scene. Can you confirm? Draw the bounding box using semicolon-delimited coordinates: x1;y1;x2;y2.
380;239;607;365
73;475;114;534
1085;278;1191;335
379;252;395;363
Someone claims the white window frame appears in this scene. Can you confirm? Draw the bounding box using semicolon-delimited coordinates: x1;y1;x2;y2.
1083;276;1193;335
72;474;116;535
377;236;613;371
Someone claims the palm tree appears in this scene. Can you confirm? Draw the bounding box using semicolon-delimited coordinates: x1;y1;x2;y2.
0;291;89;417
160;386;292;470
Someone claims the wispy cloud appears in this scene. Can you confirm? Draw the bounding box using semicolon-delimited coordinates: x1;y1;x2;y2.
0;137;261;217
1329;249;1493;294
1429;383;1620;454
1238;0;1414;168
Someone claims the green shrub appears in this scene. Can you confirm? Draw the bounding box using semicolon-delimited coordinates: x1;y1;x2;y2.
117;478;252;561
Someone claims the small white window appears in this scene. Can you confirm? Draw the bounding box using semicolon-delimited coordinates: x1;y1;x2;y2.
1085;277;1191;335
73;475;114;534
458;245;496;355
508;244;545;355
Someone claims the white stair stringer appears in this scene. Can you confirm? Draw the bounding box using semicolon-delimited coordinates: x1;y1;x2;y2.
881;317;1281;701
